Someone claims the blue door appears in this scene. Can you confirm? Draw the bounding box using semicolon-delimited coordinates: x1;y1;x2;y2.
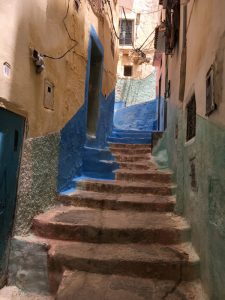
0;108;25;287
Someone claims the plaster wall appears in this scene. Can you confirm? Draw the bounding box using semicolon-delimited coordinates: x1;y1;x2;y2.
0;0;119;232
153;1;225;298
0;0;118;138
117;0;159;79
116;71;156;105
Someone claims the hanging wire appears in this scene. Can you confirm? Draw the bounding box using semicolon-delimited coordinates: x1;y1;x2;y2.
119;6;162;15
42;0;79;60
103;0;120;40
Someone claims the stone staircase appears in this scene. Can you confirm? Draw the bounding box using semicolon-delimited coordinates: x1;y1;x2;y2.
28;142;206;299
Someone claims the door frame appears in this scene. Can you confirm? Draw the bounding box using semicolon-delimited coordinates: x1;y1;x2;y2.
0;101;27;287
84;26;104;139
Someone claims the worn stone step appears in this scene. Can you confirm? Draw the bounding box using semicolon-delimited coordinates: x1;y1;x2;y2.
107;137;151;144
109;143;151;150
114;153;151;163
110;147;151;155
56;271;206;300
59;190;176;212
33;207;190;244
76;179;176;196
115;169;172;183
48;241;200;284
119;161;157;171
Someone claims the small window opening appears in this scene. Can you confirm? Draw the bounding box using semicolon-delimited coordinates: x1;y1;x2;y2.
186;95;196;141
119;19;134;45
124;65;132;77
206;66;216;116
48;86;52;93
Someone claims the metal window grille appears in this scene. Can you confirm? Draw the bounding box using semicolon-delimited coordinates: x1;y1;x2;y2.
186;95;196;141
119;19;133;46
206;66;216;116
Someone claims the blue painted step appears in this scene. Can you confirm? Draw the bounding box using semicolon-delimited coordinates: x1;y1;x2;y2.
107;137;151;144
112;129;152;135
111;132;151;139
82;146;119;180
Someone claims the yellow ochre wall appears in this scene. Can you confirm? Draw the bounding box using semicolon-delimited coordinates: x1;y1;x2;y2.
0;0;119;137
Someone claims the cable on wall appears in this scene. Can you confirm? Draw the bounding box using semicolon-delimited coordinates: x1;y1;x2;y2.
42;0;79;60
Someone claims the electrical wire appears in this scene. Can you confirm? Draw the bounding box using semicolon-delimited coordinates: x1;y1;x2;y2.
43;0;79;60
119;6;162;15
137;28;155;50
103;0;120;40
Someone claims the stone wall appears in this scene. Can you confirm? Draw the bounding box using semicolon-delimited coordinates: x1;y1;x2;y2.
15;133;59;235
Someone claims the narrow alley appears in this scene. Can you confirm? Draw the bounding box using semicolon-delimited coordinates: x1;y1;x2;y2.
0;0;224;299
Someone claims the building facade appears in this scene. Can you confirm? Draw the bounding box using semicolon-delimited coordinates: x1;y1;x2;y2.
153;0;225;298
0;0;119;286
116;0;159;107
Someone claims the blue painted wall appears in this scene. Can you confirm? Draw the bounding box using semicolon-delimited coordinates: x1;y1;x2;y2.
58;26;115;192
113;100;158;132
157;97;167;132
114;101;125;112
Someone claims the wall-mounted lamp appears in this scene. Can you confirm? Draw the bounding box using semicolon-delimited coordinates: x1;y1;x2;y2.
31;49;45;73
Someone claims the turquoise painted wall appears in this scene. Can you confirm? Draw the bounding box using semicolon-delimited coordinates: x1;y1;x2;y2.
116;71;156;106
153;102;225;299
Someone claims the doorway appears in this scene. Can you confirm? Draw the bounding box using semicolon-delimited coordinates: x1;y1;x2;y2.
87;38;103;137
158;76;162;130
0;108;25;287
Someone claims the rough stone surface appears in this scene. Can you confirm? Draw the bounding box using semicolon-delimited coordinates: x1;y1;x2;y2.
77;178;175;195
33;206;190;244
48;240;200;282
15;133;59;235
0;286;52;300
13;141;205;299
8;236;50;295
56;271;206;300
59;190;176;212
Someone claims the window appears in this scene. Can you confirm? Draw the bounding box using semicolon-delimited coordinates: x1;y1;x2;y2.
119;19;134;46
206;66;216;116
186;95;196;141
124;65;132;77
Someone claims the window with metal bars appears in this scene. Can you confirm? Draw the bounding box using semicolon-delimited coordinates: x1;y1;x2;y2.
119;19;133;46
186;95;196;141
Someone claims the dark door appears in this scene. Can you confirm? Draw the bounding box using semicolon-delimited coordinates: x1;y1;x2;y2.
0;108;25;287
158;76;162;131
87;39;103;137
